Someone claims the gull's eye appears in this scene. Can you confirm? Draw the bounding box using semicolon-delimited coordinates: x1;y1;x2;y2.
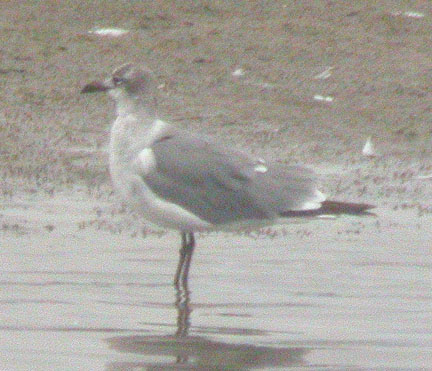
112;76;123;86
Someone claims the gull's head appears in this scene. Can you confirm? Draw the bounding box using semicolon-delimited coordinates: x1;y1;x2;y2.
81;63;156;102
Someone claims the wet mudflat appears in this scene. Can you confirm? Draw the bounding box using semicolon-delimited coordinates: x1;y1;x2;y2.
1;192;431;370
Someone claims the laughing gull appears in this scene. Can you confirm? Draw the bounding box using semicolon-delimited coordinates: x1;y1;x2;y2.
81;63;374;286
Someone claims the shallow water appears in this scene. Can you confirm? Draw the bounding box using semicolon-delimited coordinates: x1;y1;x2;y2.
1;193;431;370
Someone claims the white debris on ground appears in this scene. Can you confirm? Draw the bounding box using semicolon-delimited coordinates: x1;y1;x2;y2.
314;67;333;80
313;94;334;102
243;81;275;89
392;11;425;19
362;137;376;157
88;27;130;37
415;174;432;180
232;68;245;77
317;215;337;219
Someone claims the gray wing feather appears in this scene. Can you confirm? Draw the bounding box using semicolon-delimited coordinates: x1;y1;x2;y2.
143;132;321;225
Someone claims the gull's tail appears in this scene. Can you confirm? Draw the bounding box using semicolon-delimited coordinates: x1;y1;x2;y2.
281;200;376;217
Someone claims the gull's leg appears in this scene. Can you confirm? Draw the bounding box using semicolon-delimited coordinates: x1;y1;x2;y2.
180;232;195;287
174;232;194;340
174;232;195;288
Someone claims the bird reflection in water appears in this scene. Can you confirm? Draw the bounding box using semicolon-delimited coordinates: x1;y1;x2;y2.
105;261;309;370
174;243;193;364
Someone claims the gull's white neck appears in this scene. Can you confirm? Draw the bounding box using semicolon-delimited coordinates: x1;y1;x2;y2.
109;88;169;162
110;89;156;120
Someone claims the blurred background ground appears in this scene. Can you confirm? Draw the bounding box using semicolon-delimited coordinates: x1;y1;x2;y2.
0;0;431;209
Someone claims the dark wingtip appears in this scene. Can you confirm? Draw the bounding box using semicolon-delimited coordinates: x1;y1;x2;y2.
321;200;376;215
281;200;376;218
315;200;377;216
81;81;109;94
